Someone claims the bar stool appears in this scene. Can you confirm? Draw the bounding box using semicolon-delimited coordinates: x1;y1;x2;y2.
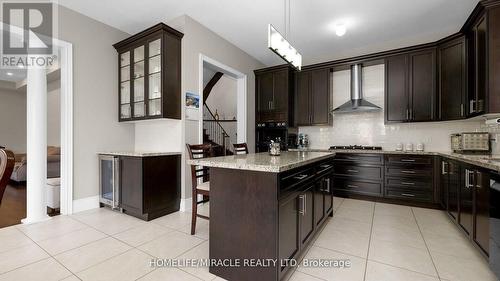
186;143;213;235
232;143;249;155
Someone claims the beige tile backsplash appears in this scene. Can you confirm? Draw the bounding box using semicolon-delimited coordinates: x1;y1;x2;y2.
298;64;500;153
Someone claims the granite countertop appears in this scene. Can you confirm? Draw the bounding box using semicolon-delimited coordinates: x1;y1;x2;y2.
288;148;500;173
98;151;182;157
187;151;335;173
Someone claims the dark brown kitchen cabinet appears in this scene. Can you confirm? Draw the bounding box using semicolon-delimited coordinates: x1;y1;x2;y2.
120;154;181;221
440;159;449;209
113;23;183;122
463;4;500;115
438;36;467;120
385;48;436;123
468;14;487;116
299;185;315;247
473;169;490;255
278;192;299;269
314;174;333;227
460;167;475;235
294;68;331;126
255;66;294;123
447;160;461;222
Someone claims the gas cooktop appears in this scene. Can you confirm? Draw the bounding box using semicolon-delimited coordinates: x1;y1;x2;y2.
329;145;383;151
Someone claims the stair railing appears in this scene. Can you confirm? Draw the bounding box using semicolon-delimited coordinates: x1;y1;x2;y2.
203;104;233;155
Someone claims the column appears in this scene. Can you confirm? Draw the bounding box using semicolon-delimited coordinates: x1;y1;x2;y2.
22;67;50;224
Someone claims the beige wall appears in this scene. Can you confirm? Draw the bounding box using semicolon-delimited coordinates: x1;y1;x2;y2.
0;88;26;154
57;6;135;200
134;15;264;200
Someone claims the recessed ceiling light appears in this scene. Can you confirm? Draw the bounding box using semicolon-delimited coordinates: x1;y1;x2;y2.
335;23;347;37
6;72;13;76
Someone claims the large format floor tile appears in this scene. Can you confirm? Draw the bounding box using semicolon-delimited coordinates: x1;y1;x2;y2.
365;260;439;281
138;268;202;281
0;258;72;281
368;239;437;277
150;211;192;230
0;243;49;274
297;246;366;281
431;251;497;281
371;224;426;249
77;249;154;281
176;241;216;281
138;230;205;259
37;227;107;255
334;207;373;223
0;226;35;254
113;223;173;247
374;203;414;219
16;216;87;242
54;237;131;273
314;224;370;258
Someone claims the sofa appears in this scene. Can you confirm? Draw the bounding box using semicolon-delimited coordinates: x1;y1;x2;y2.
10;146;61;182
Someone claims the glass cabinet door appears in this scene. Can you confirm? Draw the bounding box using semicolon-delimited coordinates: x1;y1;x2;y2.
148;38;162;116
119;51;131;119
133;46;145;118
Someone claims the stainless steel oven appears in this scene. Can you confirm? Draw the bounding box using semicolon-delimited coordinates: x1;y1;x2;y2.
99;154;120;209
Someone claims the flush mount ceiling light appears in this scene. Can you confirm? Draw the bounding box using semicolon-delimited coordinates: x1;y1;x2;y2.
268;0;302;70
335;23;347;36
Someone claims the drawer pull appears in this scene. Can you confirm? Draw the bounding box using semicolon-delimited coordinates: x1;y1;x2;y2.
401;193;415;197
400;182;415;186
294;174;308;180
401;170;416;174
347;169;359;173
401;159;416;162
347;184;358;188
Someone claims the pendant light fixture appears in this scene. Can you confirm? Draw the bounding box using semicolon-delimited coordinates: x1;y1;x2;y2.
268;0;302;70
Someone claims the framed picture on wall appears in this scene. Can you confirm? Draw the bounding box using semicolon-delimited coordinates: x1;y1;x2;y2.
186;92;200;120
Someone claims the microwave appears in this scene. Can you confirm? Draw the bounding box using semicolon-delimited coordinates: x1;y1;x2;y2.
451;132;490;153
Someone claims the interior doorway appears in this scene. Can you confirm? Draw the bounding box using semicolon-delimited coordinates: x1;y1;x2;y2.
0;23;73;227
197;54;247;151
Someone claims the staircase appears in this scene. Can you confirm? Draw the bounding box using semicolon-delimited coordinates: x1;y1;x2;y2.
203;104;234;156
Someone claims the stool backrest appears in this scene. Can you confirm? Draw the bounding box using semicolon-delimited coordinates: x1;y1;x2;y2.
186;144;213;189
0;149;15;204
232;143;249;155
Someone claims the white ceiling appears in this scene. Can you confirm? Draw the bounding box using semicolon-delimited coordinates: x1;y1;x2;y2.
59;0;479;66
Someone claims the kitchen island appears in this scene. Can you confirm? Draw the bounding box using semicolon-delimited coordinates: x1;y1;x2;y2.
188;151;335;281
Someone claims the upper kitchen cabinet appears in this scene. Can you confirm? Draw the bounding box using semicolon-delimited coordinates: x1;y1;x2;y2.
255;65;294;124
385;48;436;123
463;3;500;116
438;36;467;120
294;68;331;126
113;23;183;122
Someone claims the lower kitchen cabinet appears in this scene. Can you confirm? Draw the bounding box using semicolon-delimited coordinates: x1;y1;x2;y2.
299;184;315;247
332;153;384;197
441;158;461;221
460;167;475;235
120;154;181;221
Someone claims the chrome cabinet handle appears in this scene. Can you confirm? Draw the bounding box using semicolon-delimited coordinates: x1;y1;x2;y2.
325;178;331;193
347;169;359;173
406;108;409;120
401;159;416;162
461;104;464;116
401;182;415;186
347;184;358;188
470;100;476;114
441;162;448;175
298;194;307;216
294;174;308;180
401;170;416;174
401;193;415;197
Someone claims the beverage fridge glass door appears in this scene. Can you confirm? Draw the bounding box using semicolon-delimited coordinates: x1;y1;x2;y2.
99;155;120;208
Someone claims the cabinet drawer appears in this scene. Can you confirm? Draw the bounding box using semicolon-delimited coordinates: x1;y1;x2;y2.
333;178;382;196
385;188;433;202
334;153;384;164
333;165;383;180
385;166;431;177
385;155;433;165
385;177;433;190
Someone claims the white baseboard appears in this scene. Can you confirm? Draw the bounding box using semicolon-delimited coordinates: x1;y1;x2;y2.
180;197;192;212
73;195;100;213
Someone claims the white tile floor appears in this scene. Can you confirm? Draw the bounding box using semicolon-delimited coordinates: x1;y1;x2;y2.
0;198;497;281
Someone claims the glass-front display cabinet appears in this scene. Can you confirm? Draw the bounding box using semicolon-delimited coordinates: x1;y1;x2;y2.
113;23;183;121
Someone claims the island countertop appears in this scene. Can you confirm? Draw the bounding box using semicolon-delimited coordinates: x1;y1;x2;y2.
187;151;335;173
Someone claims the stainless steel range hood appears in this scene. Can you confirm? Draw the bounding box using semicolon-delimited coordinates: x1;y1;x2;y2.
331;64;381;113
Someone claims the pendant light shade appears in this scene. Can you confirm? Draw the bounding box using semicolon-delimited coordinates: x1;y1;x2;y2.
267;24;302;70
